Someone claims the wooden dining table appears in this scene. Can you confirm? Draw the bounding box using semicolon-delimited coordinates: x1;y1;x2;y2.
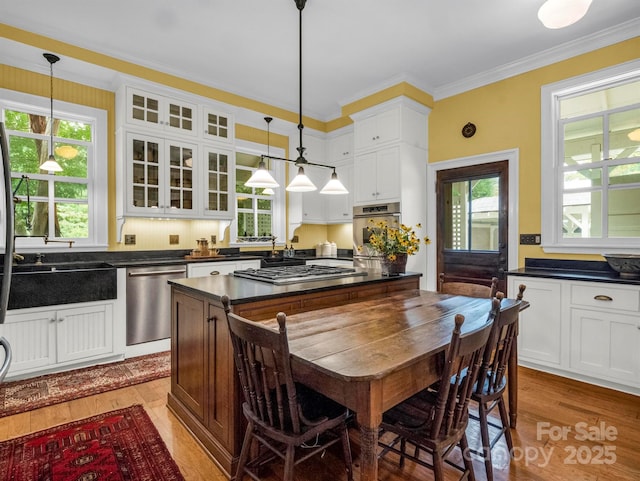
264;289;527;481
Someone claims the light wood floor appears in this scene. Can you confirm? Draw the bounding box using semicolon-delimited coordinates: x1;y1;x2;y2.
1;367;638;481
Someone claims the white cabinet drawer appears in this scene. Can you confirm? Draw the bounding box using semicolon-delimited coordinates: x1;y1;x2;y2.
570;283;640;312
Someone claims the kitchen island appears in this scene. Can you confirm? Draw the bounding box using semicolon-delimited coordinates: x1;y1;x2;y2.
167;269;420;479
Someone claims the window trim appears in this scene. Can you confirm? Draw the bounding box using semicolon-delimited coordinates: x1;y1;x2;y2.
229;140;285;248
541;59;640;254
0;88;108;252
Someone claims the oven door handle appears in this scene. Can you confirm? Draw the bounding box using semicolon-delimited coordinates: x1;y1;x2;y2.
128;269;186;277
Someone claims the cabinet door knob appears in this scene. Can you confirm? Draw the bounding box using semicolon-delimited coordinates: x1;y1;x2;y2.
593;295;613;301
58;317;64;322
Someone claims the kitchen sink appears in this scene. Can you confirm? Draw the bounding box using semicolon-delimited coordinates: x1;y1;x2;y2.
1;262;117;309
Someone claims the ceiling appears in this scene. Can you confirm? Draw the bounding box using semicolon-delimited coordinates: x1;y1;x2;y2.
1;0;639;122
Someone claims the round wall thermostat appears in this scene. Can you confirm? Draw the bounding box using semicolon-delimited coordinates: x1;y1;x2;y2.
462;122;476;138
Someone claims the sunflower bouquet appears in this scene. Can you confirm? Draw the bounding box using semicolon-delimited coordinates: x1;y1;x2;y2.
361;219;430;261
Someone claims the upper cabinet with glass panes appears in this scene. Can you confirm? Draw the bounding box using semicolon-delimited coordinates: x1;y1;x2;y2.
124;87;198;137
202;107;233;144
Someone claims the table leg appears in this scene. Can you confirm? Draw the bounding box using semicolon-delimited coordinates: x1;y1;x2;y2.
355;381;382;481
508;339;518;428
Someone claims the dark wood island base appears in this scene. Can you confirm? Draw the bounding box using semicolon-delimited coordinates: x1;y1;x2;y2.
167;270;421;479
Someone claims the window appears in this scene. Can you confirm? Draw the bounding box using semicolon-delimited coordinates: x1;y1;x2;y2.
229;143;285;246
1;89;108;250
541;60;640;253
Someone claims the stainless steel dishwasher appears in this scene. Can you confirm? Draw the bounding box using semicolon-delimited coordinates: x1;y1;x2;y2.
126;264;187;345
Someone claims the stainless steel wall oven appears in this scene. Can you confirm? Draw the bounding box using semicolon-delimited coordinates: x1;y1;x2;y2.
352;202;401;269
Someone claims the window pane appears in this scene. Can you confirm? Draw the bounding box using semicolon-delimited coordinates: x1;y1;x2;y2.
9;137;44;174
610;108;640;159
608;187;640;237
609;162;640;186
563;191;602;238
56;203;89;238
54;182;88;200
237;197;252;209
470;178;499;251
563;117;603;166
57;119;92;142
257;214;272;237
563;168;602;189
561;80;640;119
257;198;272;210
237;212;255;237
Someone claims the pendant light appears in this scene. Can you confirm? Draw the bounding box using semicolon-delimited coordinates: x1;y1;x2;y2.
245;0;348;195
245;117;279;188
537;0;592;29
40;53;64;173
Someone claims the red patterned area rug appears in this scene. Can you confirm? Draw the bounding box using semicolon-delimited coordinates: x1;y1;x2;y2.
0;404;185;481
0;351;170;418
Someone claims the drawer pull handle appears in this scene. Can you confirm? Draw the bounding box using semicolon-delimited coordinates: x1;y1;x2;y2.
207;315;217;323
594;295;613;301
209;271;220;276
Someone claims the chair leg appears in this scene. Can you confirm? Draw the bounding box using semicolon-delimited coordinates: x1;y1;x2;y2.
460;433;476;481
340;424;354;481
283;443;295;481
497;395;513;451
236;423;254;481
432;450;445;481
478;401;494;481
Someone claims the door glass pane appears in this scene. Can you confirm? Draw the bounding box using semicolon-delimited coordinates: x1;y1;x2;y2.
608;187;640;237
444;177;499;251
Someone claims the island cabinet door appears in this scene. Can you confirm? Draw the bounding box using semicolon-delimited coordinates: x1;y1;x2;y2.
171;290;207;422
206;302;237;449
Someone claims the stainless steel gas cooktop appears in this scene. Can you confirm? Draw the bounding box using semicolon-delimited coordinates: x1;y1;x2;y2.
233;265;367;285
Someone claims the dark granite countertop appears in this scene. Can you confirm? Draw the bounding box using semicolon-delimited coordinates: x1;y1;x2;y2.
169;269;420;305
508;258;640;286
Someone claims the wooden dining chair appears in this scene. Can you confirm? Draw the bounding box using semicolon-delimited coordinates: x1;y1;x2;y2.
221;295;353;481
377;298;500;481
470;285;526;481
439;273;499;298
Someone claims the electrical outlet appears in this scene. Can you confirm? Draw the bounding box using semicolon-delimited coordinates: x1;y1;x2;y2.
169;235;179;245
210;235;217;244
520;234;541;245
291;235;299;243
124;234;136;245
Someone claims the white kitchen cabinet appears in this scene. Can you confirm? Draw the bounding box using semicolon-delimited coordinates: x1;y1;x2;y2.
125;132;198;217
125;87;197;137
301;164;327;223
513;277;563;367
354;107;400;151
1;301;117;379
508;275;640;393
328;131;354;162
353;146;401;204
202;144;234;218
202;107;233;144
326;162;353;223
187;259;260;278
569;283;640;385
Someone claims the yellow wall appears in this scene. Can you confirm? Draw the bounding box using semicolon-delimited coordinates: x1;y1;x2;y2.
428;37;640;265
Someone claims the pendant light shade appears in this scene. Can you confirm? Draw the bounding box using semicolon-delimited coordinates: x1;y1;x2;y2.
262;187;275;195
286;166;316;192
42;53;64;173
628;128;640;142
245;116;279;188
320;169;349;195
537;0;592;29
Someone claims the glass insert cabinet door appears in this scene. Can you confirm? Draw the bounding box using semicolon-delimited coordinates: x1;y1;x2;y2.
126;87;197;136
127;132;197;216
203;145;233;216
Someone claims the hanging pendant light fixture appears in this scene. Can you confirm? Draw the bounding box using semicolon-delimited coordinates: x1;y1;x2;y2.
537;0;593;29
244;0;348;195
40;53;64;173
245;117;280;189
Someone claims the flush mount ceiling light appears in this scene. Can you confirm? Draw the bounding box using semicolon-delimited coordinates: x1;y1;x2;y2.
537;0;593;29
245;0;348;195
40;53;65;173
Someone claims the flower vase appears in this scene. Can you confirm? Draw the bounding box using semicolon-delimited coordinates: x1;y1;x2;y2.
380;253;408;276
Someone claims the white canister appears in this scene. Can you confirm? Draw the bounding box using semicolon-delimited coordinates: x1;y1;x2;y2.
321;241;332;257
316;243;323;256
330;242;337;258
